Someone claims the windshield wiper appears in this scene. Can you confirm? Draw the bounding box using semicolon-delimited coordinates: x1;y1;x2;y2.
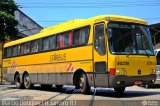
143;49;149;57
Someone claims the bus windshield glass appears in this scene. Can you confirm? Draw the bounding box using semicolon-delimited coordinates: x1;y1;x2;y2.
108;22;154;55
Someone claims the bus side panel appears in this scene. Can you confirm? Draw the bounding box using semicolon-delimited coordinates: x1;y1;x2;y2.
3;46;93;85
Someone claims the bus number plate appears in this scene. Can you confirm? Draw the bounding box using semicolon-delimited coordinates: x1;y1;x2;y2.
135;81;142;85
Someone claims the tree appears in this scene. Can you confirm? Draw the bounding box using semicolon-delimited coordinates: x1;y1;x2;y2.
0;0;18;83
0;0;18;42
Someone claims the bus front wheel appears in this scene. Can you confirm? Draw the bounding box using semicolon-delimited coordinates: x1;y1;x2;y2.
79;73;90;94
114;87;125;94
14;74;24;89
23;74;33;89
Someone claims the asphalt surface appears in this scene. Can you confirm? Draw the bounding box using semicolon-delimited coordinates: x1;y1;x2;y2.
0;84;160;106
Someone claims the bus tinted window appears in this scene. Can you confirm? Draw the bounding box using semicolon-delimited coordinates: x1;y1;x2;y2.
57;32;72;49
31;39;42;53
73;27;89;46
13;45;20;56
4;48;7;58
63;32;72;47
43;38;49;51
57;34;61;48
24;42;30;54
49;36;56;50
20;43;25;55
64;33;69;47
68;32;73;46
6;47;12;58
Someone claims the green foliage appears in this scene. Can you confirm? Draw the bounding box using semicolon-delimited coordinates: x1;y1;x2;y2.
0;0;18;42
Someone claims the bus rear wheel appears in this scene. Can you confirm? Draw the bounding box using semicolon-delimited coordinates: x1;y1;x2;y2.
14;74;24;89
114;87;125;94
23;74;33;89
79;73;90;94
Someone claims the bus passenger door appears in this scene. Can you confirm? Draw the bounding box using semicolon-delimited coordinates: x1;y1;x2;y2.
93;23;109;87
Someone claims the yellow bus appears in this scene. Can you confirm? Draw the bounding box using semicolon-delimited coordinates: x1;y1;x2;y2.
2;15;157;94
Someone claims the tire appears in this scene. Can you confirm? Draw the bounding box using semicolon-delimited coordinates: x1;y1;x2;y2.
79;73;90;94
114;87;125;94
55;85;63;89
14;74;24;89
23;74;33;89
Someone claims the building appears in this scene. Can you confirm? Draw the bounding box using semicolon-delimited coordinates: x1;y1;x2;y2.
0;9;43;82
150;23;160;49
15;9;43;37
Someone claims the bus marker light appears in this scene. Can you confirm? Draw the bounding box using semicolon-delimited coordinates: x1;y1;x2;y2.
110;68;116;75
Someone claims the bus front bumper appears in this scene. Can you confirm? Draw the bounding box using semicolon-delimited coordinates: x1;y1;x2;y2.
109;74;157;88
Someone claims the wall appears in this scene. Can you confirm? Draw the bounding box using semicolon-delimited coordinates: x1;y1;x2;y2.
15;10;43;37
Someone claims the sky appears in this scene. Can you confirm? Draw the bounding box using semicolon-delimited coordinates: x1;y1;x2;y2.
15;0;160;28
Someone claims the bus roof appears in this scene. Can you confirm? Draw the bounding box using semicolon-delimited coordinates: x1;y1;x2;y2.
4;15;147;48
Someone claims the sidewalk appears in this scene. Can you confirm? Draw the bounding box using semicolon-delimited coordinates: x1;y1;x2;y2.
0;79;12;85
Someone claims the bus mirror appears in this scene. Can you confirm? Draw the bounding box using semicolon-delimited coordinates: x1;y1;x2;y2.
107;28;112;40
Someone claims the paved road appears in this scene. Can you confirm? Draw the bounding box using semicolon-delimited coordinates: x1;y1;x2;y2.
0;84;160;106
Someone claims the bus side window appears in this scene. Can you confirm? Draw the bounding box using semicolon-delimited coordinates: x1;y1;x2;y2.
69;32;73;46
80;27;89;44
5;47;12;58
43;37;49;51
57;34;60;49
3;48;7;58
63;32;71;48
94;24;106;55
31;41;36;53
57;32;72;49
49;35;56;50
73;29;80;46
31;39;42;53
60;34;64;48
73;27;89;46
24;42;30;54
20;44;25;55
12;45;20;56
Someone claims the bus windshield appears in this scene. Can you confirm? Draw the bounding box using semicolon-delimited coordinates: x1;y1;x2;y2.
108;22;154;55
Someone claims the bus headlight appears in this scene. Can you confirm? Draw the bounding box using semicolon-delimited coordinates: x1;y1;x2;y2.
116;69;126;75
116;70;120;74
